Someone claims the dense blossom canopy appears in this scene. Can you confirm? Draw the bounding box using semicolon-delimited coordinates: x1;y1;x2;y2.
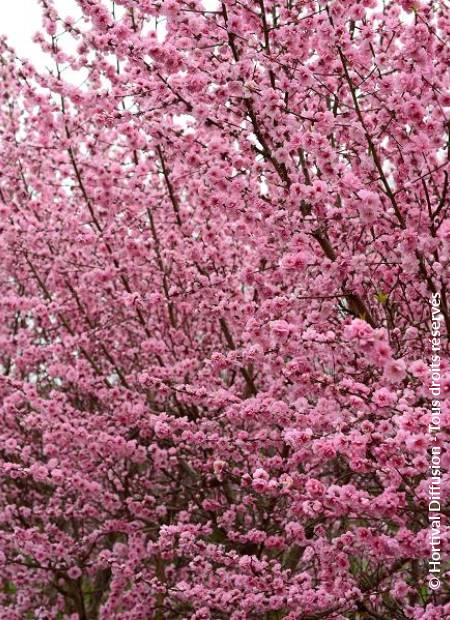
0;0;449;618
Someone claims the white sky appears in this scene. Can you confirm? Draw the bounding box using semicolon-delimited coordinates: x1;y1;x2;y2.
0;0;80;68
0;0;219;70
1;1;44;64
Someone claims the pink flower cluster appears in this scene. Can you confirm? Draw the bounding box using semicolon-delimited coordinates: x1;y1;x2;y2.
0;0;448;618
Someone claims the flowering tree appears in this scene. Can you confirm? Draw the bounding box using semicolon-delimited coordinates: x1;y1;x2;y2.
0;0;449;618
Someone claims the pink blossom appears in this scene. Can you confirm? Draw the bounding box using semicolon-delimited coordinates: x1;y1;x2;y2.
269;320;292;338
409;360;428;379
0;2;446;617
67;566;82;580
373;388;397;406
383;358;407;383
253;468;269;481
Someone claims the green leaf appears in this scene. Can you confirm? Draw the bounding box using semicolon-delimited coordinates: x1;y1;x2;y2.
375;291;388;304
